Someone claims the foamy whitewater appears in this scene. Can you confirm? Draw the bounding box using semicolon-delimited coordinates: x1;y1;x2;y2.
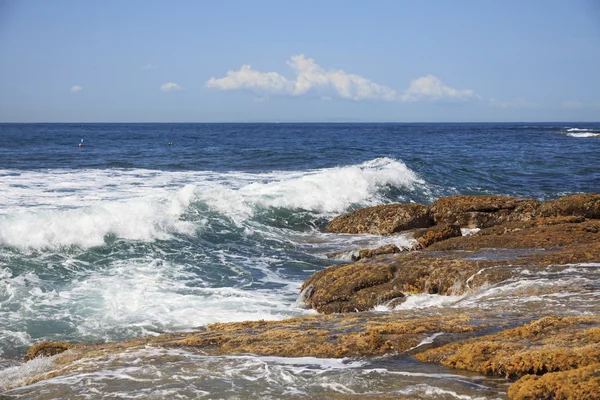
1;122;600;399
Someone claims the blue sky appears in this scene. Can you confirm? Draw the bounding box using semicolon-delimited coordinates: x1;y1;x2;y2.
0;0;599;122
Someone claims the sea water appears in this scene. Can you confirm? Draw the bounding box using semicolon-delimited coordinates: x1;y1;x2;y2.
1;122;599;399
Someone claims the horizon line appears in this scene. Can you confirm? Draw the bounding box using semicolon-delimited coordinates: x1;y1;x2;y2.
1;121;599;124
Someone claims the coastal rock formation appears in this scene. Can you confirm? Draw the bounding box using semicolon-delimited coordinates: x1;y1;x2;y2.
415;316;600;378
536;193;600;219
428;195;539;228
327;203;432;234
300;251;522;313
426;218;600;252
306;198;600;313
413;223;461;249
355;244;403;260
508;363;600;400
415;316;600;399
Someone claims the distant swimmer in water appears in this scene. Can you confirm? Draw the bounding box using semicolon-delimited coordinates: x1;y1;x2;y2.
79;139;83;148
168;142;173;146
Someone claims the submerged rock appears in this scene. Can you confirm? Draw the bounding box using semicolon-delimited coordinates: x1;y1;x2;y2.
327;203;432;234
18;313;487;391
427;195;539;229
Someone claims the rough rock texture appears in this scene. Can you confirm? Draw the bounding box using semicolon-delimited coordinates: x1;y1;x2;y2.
413;223;461;249
428;195;539;229
508;363;600;400
327;203;432;234
305;215;600;313
536;193;600;219
24;341;77;362
355;244;403;260
300;251;521;313
426;219;600;252
415;316;600;378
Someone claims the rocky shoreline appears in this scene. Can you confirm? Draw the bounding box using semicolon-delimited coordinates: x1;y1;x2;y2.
15;194;600;399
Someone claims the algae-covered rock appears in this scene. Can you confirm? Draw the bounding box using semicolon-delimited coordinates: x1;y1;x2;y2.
20;313;484;389
428;195;539;229
24;341;76;361
426;219;600;252
536;193;600;219
355;244;403;260
508;363;600;400
300;261;402;313
416;316;600;379
327;203;432;234
413;223;461;249
300;251;521;313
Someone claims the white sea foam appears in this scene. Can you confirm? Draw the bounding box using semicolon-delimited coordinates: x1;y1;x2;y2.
394;294;465;310
0;256;309;344
567;132;600;138
4;347;499;399
0;158;425;249
397;384;496;400
566;128;594;132
460;228;480;236
565;128;600;137
0;355;56;392
405;332;445;352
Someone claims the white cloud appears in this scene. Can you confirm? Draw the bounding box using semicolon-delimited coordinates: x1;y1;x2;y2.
207;55;479;104
401;75;478;102
286;55;398;101
206;55;397;101
70;85;83;93
142;63;158;70
160;82;183;92
207;64;290;95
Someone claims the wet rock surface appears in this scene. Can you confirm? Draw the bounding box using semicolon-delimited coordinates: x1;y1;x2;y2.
417;316;600;399
327;203;432;234
428;195;539;229
413;223;462;249
24;342;77;362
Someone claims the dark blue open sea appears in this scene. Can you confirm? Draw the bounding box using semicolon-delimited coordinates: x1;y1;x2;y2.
1;123;599;399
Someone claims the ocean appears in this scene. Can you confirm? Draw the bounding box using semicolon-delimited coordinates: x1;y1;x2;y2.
1;122;600;399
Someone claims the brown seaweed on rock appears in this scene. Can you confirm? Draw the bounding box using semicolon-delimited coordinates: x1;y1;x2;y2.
426;218;600;252
413;223;462;249
508;363;600;400
427;195;539;228
535;193;600;219
415;316;600;379
18;313;488;390
24;341;77;362
327;203;432;234
300;251;520;313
